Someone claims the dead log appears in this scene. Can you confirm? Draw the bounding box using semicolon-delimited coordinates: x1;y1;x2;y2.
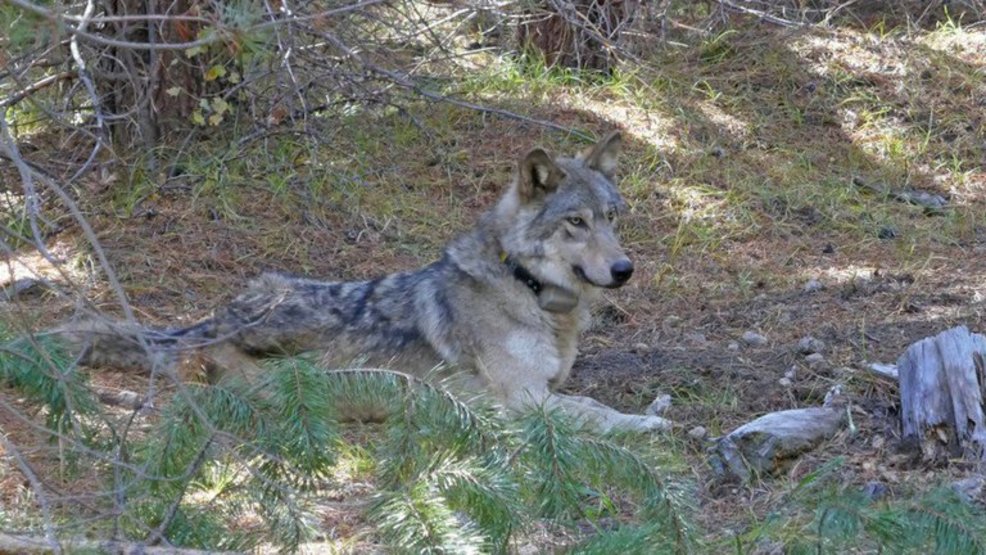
709;406;845;482
898;326;986;462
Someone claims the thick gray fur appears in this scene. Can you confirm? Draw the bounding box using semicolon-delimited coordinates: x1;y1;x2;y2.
62;132;671;433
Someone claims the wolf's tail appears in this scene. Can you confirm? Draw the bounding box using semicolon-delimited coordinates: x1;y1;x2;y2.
54;319;217;371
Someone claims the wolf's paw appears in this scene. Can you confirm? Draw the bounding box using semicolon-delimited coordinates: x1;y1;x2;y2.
628;414;673;433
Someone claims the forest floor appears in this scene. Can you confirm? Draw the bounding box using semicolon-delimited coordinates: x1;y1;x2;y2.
2;8;985;553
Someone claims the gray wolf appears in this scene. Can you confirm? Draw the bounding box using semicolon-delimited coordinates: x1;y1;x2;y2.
65;131;671;433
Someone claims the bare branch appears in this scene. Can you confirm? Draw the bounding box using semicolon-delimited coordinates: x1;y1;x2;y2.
0;72;76;109
310;27;594;140
4;0;389;51
716;0;807;27
0;434;61;553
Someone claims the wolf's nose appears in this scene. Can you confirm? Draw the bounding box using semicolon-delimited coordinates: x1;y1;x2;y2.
610;260;634;284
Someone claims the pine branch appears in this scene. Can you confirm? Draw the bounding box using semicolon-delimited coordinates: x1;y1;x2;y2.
0;333;98;432
577;436;694;551
0;348;695;552
571;523;682;555
425;453;522;551
763;458;986;554
898;487;986;554
517;407;586;519
372;479;487;554
258;358;341;487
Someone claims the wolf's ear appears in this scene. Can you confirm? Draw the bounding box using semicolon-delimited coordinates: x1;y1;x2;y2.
519;148;564;202
583;131;621;180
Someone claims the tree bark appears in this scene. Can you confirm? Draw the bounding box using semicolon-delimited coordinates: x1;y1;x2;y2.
516;0;637;72
898;326;986;462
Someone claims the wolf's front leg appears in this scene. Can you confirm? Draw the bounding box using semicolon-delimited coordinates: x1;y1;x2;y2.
480;342;672;433
541;391;672;433
494;378;672;434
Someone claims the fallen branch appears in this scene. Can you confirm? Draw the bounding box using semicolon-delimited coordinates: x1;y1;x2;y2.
0;72;75;109
717;0;805;27
709;405;845;482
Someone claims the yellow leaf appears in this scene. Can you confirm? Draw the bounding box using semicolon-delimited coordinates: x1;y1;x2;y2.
185;45;205;58
208;113;223;126
228;71;241;84
165;86;182;97
191;111;205;126
204;65;226;82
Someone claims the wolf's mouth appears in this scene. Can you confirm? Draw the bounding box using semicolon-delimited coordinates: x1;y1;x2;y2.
573;265;624;289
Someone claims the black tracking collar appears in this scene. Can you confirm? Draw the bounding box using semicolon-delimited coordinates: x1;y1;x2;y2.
500;253;543;295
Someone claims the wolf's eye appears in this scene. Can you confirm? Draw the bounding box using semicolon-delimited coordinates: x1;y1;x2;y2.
606;210;617;222
566;216;585;227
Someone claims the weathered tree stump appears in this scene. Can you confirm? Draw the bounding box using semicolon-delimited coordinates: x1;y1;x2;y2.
898;326;986;462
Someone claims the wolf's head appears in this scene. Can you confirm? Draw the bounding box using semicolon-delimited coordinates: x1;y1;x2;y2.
495;131;633;302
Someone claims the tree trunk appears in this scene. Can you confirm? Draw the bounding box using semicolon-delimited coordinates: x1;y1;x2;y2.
516;0;637;72
95;0;205;150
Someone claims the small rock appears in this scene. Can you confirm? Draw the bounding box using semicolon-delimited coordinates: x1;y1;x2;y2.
742;331;768;346
866;362;899;380
878;226;898;240
952;475;984;502
688;426;708;439
797;336;826;355
632;342;650;354
778;377;793;387
783;367;797;380
646;394;672;417
805;353;825;366
862;481;889;500
804;278;823;293
823;384;846;408
727;341;740;351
